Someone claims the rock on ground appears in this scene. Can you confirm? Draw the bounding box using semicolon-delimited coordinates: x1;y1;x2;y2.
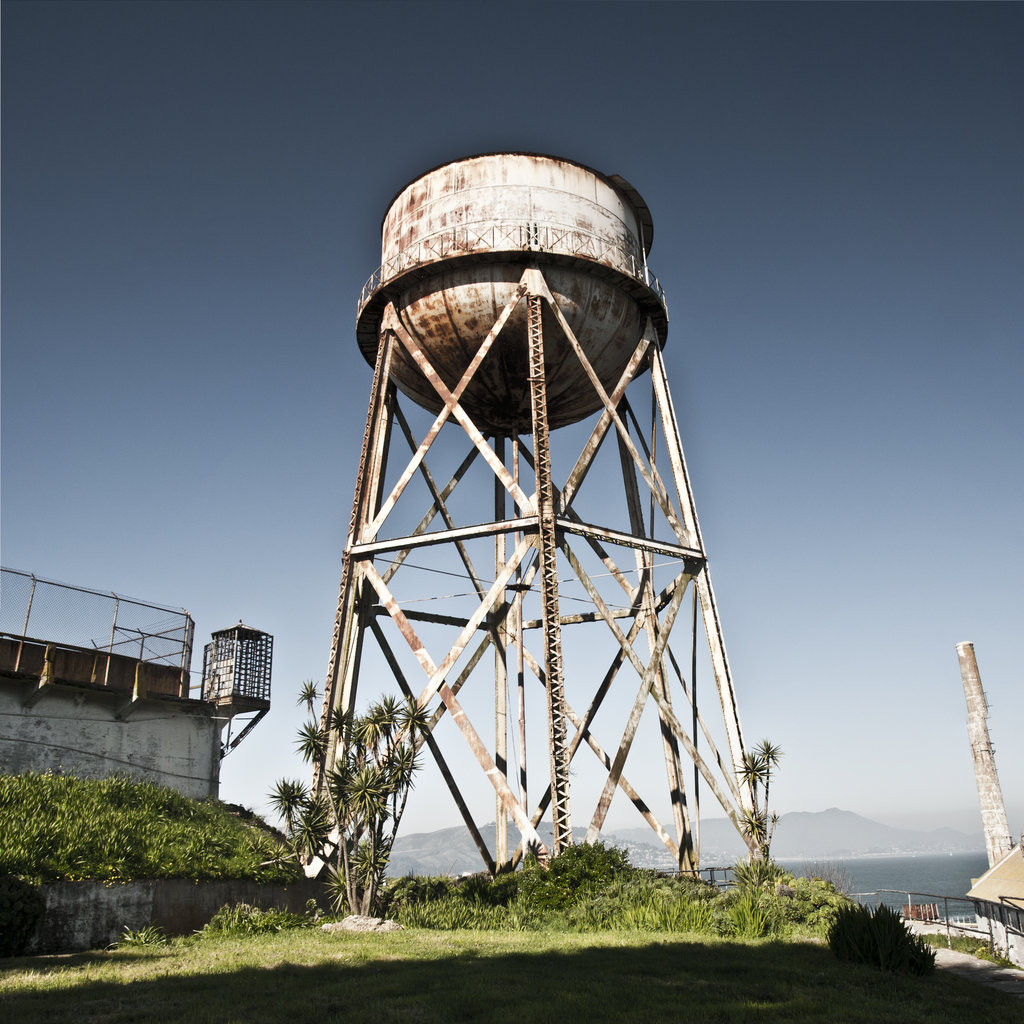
322;915;403;933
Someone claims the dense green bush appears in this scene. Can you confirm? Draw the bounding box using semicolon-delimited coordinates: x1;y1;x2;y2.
0;874;45;956
827;902;936;975
516;841;634;912
201;902;309;937
382;874;457;915
0;773;300;883
384;846;850;940
777;876;849;933
385;843;637;930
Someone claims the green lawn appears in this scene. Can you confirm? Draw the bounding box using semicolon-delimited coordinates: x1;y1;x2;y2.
2;928;1020;1024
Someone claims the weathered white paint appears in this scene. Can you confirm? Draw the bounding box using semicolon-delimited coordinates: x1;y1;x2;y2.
381;153;644;268
972;902;1024;968
356;153;667;433
0;681;222;799
957;641;1013;867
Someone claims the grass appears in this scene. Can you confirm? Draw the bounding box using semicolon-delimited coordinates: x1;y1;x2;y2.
2;927;1021;1023
921;933;1021;971
0;773;299;883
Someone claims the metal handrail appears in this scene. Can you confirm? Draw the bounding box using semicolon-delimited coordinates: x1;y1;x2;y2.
853;888;997;951
357;221;668;318
0;567;194;676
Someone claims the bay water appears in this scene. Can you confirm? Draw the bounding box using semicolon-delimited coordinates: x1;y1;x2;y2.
782;851;989;913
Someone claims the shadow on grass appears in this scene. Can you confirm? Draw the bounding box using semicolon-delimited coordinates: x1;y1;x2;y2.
6;948;178;971
2;936;1020;1024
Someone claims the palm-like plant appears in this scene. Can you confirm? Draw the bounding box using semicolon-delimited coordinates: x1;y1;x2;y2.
295;721;327;765
736;739;783;864
271;686;426;916
296;679;320;714
268;778;308;836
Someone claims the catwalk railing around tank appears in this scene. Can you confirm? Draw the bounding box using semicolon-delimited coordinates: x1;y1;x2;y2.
0;568;194;688
358;221;668;318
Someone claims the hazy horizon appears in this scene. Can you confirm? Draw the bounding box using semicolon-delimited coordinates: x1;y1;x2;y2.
3;3;1020;843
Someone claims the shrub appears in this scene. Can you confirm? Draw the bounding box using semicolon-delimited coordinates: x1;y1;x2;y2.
201;902;308;937
672;873;721;903
728;890;773;938
516;841;634;912
732;858;787;891
388;847;752;938
0;874;45;956
777;876;851;934
827;903;936;975
381;875;456;915
920;933;1016;969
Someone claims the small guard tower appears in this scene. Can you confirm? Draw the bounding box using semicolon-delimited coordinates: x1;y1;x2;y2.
202;622;273;757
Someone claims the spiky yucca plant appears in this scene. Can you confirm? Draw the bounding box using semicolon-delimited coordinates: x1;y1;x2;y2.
736;739;783;865
270;684;426;917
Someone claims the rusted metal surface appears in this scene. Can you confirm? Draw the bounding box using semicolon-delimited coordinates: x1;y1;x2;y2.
555;518;703;566
317;331;396;784
538;282;688;544
367;295;529;539
356;154;667;433
521;644;681;862
616;426;691;871
351;517;536;559
957;642;1013;867
381;445;479;584
650;346;749;806
527;287;572;854
559;328;653;511
393;403;486;601
494;435;509;865
321;158;755;875
586;581;688;841
362;558;549;862
386;305;533;515
380;155;648;271
369;618;497;875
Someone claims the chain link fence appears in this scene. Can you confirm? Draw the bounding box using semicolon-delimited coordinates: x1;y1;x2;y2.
0;567;194;675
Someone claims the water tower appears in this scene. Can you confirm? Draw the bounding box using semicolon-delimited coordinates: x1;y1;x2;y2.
319;153;753;871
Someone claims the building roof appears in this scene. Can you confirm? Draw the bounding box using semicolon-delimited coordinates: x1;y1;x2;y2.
968;844;1024;905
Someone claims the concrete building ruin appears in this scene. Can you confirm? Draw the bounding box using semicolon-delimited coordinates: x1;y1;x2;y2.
0;568;272;798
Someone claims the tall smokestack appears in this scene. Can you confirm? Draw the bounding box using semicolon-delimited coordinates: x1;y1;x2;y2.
956;642;1013;867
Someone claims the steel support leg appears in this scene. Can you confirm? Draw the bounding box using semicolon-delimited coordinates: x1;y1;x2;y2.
527;290;572;853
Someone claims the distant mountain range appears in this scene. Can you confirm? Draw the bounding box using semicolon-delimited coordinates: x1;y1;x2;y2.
389;808;983;876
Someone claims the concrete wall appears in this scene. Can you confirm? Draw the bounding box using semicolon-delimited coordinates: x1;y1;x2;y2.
0;681;222;799
26;878;328;954
975;902;1024;968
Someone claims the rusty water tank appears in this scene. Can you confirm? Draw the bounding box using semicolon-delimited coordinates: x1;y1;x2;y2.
356;153;668;433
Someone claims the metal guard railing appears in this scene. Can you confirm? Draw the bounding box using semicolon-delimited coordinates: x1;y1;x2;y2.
357;221;668;318
0;567;194;673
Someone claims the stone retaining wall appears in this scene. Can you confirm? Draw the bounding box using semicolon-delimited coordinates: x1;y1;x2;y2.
27;878;327;954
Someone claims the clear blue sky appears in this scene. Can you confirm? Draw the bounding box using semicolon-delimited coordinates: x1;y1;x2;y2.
3;2;1021;842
